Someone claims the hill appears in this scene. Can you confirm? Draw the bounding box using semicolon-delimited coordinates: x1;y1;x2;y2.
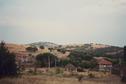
72;43;123;59
28;42;59;48
5;42;123;59
6;43;27;53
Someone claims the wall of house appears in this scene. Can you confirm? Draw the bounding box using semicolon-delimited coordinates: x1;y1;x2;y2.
99;64;112;71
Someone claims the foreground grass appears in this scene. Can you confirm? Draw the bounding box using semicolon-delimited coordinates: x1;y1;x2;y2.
0;75;124;84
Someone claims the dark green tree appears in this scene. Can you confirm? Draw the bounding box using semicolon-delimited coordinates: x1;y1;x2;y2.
40;46;45;49
123;46;126;63
48;48;53;52
57;49;66;54
36;53;58;68
26;46;38;52
58;59;70;67
0;41;17;77
121;46;126;82
68;51;96;68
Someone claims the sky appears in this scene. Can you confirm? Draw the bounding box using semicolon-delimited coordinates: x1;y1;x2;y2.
0;0;126;46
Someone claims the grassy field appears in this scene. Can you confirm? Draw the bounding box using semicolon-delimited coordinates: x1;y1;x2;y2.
0;74;124;84
0;68;124;84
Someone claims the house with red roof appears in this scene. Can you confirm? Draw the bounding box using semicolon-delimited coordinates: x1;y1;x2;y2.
94;57;112;72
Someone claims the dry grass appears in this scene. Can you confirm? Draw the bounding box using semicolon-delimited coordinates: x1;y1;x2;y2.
0;75;124;84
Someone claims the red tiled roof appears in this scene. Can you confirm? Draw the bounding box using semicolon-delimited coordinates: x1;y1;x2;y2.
97;59;112;65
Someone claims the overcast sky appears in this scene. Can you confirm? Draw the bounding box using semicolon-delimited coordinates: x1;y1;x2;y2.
0;0;126;46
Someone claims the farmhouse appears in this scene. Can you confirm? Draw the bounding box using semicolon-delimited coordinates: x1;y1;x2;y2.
94;57;112;72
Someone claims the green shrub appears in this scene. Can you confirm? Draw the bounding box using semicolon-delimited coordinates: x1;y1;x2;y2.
88;73;95;78
27;69;37;75
55;68;63;74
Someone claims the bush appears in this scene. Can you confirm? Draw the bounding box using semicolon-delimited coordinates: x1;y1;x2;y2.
55;68;62;74
40;46;45;49
88;73;95;78
27;69;37;75
26;46;38;52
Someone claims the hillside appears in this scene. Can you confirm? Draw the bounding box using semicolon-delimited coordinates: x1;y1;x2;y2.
28;42;59;48
5;42;123;59
72;43;123;58
6;43;28;53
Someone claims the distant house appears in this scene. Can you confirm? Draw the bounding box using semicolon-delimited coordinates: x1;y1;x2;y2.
94;57;112;72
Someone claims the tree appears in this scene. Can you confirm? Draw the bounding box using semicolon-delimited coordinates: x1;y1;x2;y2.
120;46;126;82
0;41;17;77
124;46;126;63
36;53;58;68
68;51;96;68
58;59;70;67
26;46;38;52
57;49;66;54
40;46;44;49
48;48;53;52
